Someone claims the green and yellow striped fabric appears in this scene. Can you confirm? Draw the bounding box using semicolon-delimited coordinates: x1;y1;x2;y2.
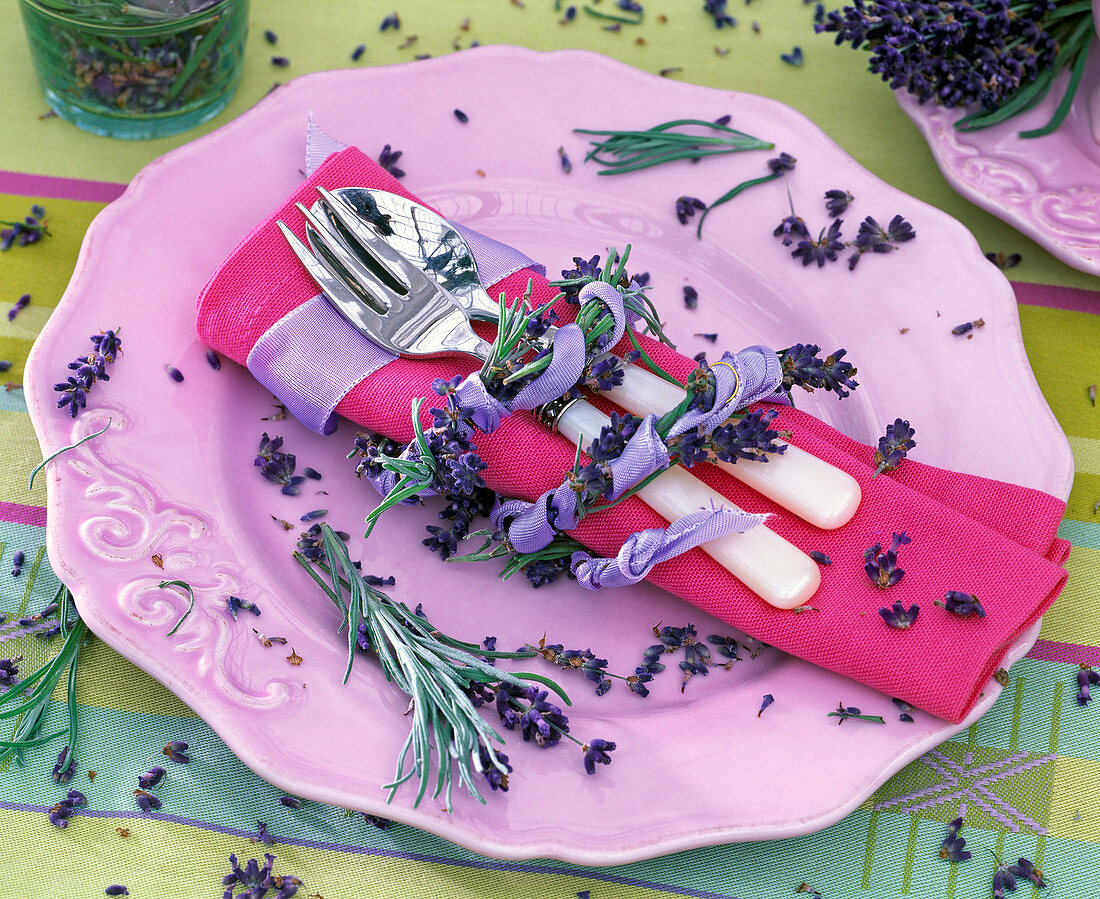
1;2;1098;897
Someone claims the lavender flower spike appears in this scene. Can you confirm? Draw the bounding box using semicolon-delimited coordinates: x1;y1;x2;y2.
864;532;910;588
1076;665;1100;705
873;418;916;476
879;601;919;629
935;591;985;618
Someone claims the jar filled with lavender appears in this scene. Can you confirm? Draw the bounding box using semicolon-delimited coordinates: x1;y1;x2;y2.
18;0;249;140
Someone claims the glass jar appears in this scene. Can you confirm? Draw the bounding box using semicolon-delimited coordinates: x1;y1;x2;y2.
18;0;249;140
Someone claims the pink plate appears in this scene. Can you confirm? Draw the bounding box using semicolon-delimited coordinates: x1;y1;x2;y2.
898;37;1100;277
25;47;1072;865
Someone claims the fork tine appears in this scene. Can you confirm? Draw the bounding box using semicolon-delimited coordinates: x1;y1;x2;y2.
294;202;406;311
315;186;425;291
277;220;359;304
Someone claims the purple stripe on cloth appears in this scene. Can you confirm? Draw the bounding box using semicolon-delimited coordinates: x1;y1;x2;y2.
1012;281;1100;314
451;221;546;281
0;502;47;528
246;295;397;435
1026;639;1100;666
0;801;745;898
0;170;126;203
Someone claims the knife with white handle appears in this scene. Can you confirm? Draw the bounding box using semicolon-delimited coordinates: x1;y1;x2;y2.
547;397;821;610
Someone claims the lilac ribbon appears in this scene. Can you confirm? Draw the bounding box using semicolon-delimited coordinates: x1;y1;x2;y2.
570;507;770;590
490;414;670;555
482;343;787;590
251;122;553;436
668;346;787;438
608;415;669;499
306;115;347;176
246;295;397;435
452;221;546;281
452;323;587;433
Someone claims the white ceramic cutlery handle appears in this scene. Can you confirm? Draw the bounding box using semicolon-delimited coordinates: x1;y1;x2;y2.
555;399;821;610
602;364;861;530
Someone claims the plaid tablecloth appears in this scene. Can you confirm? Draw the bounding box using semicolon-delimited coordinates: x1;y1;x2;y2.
1;2;1098;897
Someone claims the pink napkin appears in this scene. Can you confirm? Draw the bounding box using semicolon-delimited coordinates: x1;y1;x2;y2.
197;147;1069;723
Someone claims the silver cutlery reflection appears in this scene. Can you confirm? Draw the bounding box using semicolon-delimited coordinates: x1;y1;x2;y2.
278;195;821;609
313;186;861;531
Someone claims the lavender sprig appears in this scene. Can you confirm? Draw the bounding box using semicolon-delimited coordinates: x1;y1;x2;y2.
296;526;621;807
818;0;1093;138
849;215;917;269
158;580;195;636
573;118;773;175
773;191;915;270
827;701;885;724
0;204;49;250
53;328;122;418
777;343;859;401
695;153;796;238
674;407;790;469
447;526;586;589
552;243;675;352
28;420;112;490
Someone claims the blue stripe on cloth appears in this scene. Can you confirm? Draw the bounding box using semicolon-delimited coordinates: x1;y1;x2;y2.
1058;518;1100;551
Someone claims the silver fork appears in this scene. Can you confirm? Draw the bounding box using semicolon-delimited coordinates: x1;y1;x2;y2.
276;207;490;364
311;186;862;532
278;197;821;610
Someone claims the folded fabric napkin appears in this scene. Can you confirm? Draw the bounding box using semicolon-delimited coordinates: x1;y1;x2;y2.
197;146;1069;723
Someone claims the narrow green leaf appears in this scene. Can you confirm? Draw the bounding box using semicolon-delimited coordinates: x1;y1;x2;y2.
1019;42;1091;139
